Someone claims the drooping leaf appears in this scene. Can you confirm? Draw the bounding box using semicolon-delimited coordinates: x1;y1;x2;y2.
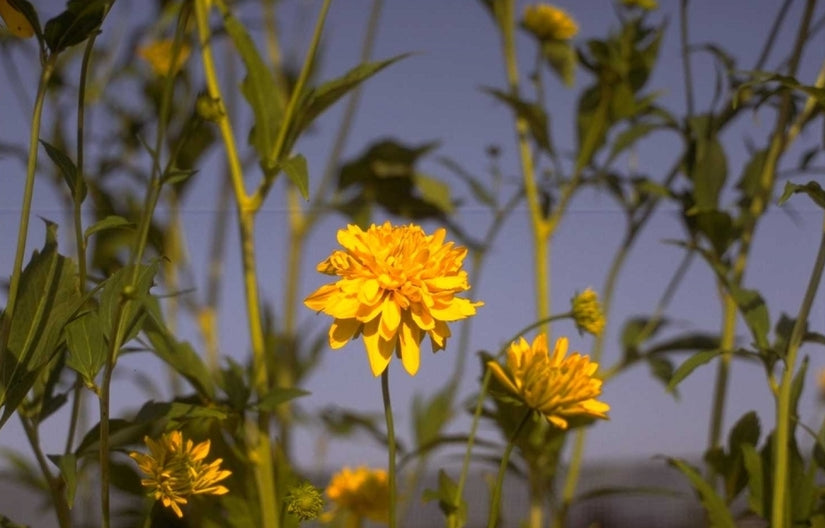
279;153;309;200
83;215;133;242
40;140;83;200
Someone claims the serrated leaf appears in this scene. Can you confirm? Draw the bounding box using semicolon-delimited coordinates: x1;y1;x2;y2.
668;349;722;392
482;87;553;154
778;180;825;209
40;140;83;200
667;458;736;528
280;153;309;200
83;215;133;242
65;310;105;386
221;6;281;167
255;387;309;412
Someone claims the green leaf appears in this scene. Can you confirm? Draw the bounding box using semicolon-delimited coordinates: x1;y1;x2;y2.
255;387;310;412
482;87;554;154
47;453;77;507
221;6;281;168
729;286;770;350
0;223;81;429
666;458;736;528
728;411;760;453
668;349;722;392
737;70;825;109
43;0;107;55
736;149;767;209
777;180;825;209
279;154;309;200
40;140;83;200
98;263;157;347
741;443;765;517
540;39;577;87
576;84;610;170
413;387;453;449
693;209;735;257
438;156;496;208
75;419;150;458
83;215;133;242
65;310;106;387
422;470;467;527
414;173;454;214
687;134;727;211
134;401;227;427
608;122;661;163
647;356;675;391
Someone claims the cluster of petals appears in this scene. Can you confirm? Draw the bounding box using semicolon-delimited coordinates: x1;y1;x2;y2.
522;3;579;41
325;466;389;523
129;431;231;518
305;222;482;376
487;334;609;429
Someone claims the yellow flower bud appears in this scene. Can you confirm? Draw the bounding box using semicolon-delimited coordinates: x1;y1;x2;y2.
522;4;578;42
571;288;605;337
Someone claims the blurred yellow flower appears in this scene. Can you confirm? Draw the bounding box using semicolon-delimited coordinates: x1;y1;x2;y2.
571;288;605;337
137;38;191;77
0;0;34;38
621;0;658;10
129;431;231;518
286;482;325;522
487;334;609;429
326;466;389;524
522;4;578;41
305;222;482;377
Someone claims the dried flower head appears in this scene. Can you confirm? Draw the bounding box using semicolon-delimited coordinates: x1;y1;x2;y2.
522;4;578;41
285;482;325;522
326;466;389;523
0;0;34;38
487;334;609;429
138;38;191;77
305;222;482;376
129;431;231;518
571;288;605;337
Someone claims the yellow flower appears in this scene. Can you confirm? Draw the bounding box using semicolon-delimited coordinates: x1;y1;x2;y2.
326;466;389;524
285;482;325;522
571;288;605;337
0;0;34;38
621;0;658;10
487;334;609;429
137;38;191;77
129;431;231;518
522;4;578;41
305;222;482;377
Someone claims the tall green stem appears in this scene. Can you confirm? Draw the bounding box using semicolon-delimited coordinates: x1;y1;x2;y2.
487;411;532;528
381;370;397;528
772;215;825;528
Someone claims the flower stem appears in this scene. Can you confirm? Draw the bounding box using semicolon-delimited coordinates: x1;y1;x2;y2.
381;369;397;528
487;411;532;528
772;214;825;528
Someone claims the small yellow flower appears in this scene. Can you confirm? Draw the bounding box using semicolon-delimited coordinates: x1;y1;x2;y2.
326;466;389;524
305;222;483;377
621;0;658;10
522;4;578;41
487;334;609;429
129;431;231;518
571;288;605;337
137;38;191;77
0;0;34;38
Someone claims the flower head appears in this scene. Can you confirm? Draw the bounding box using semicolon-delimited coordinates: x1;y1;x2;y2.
522;4;578;41
305;222;482;377
285;482;325;522
487;334;609;429
325;466;389;523
571;288;605;337
0;0;34;38
621;0;658;10
129;431;231;518
138;38;191;77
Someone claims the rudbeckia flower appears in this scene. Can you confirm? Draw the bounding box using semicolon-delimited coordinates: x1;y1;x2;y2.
487;334;609;429
325;466;389;524
305;222;482;376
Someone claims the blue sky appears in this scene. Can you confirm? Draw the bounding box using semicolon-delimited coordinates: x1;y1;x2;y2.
1;0;825;501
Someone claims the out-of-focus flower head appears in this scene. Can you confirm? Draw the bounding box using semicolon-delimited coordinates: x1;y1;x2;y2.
522;4;578;41
621;0;659;11
285;482;325;522
138;38;191;77
571;288;605;337
129;431;231;518
305;222;483;377
0;0;34;38
325;466;389;524
487;334;609;429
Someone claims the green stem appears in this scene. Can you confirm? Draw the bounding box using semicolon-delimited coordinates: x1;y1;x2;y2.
20;416;71;528
706;288;737;455
487;411;532;528
772;214;825;528
381;370;397;528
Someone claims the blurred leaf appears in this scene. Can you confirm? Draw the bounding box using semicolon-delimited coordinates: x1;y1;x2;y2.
686;132;727;212
0;223;81;428
75;419;150;458
576;85;609;169
161;169;197;187
647;356;675;391
413;387;452;449
134;401;227;427
693;209;735;257
7;0;41;40
621;316;666;360
737;70;825;108
482;88;553;154
414;173;454;214
83;215;133;243
438;156;496;208
219;358;251;412
741;443;766;517
0;514;28;528
65;309;106;387
46;453;77;507
99;263;157;347
40;140;83;201
540;39;576;87
608;122;660;163
735;149;767;209
729;286;770;351
255;387;310;412
44;0;107;54
422;470;467;527
279;153;309;200
778;180;825;209
668;349;721;392
575;485;682;502
666;458;736;528
221;5;281;168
